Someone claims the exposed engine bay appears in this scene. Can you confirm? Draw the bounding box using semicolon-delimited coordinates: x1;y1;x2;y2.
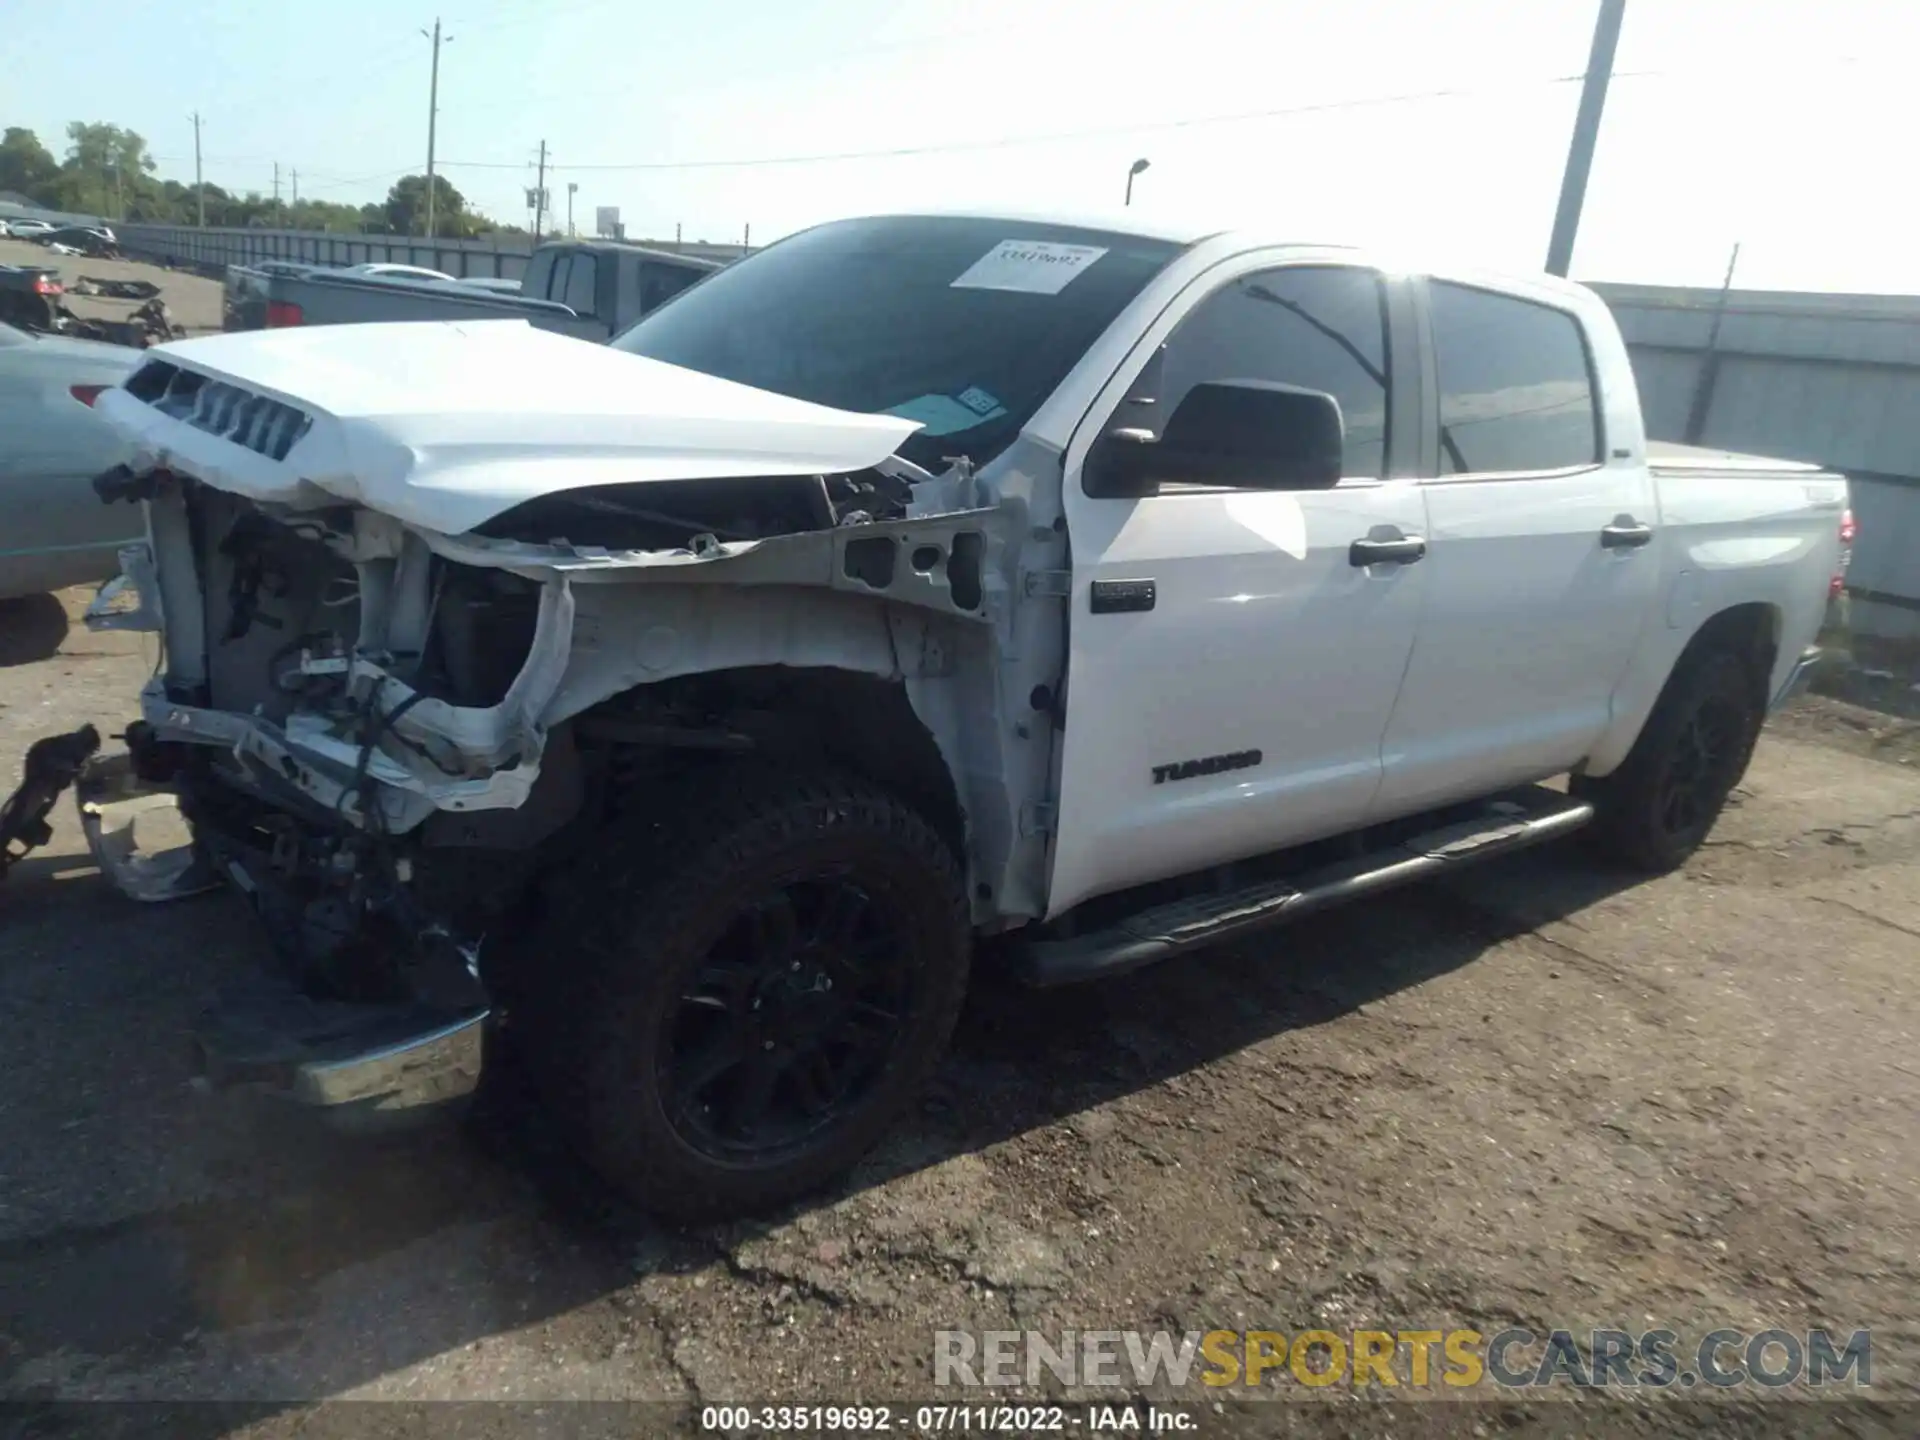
88;453;1023;1009
12;318;1073;1124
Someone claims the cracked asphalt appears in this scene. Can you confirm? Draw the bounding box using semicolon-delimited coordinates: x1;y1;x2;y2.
3;590;1918;1436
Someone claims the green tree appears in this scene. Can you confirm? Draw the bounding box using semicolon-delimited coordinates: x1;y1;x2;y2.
61;122;158;216
381;173;479;237
0;127;61;204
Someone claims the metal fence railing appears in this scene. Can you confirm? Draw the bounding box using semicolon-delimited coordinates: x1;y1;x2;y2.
116;224;542;280
115;225;752;280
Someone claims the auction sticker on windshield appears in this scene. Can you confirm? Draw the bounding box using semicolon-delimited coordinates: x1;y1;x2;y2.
952;240;1108;295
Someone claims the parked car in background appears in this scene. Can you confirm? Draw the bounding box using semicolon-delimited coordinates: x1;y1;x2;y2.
436;275;522;294
0;323;143;599
222;239;718;340
3;218;57;239
36;226;118;258
341;263;456;282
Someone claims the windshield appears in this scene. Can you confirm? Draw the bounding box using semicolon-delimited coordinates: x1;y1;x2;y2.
612;215;1182;470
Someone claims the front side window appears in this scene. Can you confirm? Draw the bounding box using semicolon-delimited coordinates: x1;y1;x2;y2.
1429;282;1600;475
614;216;1181;471
1155;266;1389;481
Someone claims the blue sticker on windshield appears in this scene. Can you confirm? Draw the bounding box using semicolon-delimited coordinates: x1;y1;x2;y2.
886;390;1008;436
956;385;1003;418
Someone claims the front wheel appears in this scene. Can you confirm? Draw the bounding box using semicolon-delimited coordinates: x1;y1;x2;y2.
1574;646;1766;872
524;767;971;1220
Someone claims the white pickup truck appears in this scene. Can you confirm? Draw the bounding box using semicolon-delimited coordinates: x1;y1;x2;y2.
20;209;1847;1218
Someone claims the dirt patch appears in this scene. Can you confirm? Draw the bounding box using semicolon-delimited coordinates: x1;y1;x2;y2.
1770;694;1920;769
0;236;223;337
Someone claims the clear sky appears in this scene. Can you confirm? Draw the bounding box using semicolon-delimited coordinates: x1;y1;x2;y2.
5;0;1916;293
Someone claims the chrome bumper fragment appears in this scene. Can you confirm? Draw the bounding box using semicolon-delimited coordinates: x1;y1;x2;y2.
191;985;489;1132
75;751;221;902
287;1010;489;1118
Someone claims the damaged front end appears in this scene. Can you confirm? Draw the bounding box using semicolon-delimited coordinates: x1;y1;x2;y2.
58;327;1031;1123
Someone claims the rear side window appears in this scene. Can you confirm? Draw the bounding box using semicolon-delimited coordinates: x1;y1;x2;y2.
1429;282;1600;475
522;252;556;299
563;254;597;315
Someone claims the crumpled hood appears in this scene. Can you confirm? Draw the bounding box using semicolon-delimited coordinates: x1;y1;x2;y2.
94;319;921;535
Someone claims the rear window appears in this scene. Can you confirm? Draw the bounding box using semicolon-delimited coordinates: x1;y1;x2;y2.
1430;282;1600;475
613;215;1181;470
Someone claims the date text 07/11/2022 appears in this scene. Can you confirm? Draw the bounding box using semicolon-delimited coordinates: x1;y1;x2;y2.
699;1402;1195;1433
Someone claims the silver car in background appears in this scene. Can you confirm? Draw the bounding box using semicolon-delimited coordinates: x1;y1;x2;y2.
0;323;144;600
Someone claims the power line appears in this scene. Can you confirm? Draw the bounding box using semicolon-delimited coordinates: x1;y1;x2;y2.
428;54;1874;177
438;70;1606;174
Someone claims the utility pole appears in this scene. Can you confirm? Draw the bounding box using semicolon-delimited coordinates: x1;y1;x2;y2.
1682;242;1741;443
1545;0;1627;277
291;168;299;209
191;112;205;227
421;18;453;237
273;161;281;222
566;180;578;236
743;222;750;249
532;140;548;241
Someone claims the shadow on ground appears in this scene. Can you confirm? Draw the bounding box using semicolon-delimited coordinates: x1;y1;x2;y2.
0;841;1646;1429
0;593;70;668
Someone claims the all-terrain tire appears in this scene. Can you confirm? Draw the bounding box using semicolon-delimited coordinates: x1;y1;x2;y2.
520;765;970;1221
1574;644;1767;873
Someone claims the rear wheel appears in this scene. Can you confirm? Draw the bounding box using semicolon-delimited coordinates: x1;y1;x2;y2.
1575;645;1766;872
522;766;970;1220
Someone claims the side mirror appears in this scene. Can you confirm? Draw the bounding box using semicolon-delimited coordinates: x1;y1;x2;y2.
1086;380;1345;496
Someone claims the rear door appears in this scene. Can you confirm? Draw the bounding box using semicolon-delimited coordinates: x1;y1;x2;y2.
1050;259;1430;916
1372;279;1661;817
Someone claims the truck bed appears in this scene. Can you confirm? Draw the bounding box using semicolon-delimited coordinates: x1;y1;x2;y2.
227;266;597;338
1647;439;1831;476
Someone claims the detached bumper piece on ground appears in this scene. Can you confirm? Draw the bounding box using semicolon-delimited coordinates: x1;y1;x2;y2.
0;725;100;881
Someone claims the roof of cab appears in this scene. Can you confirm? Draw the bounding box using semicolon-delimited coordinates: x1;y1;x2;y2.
800;207;1592;301
837;205;1228;248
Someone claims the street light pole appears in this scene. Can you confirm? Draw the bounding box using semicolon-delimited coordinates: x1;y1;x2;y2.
567;181;578;237
1545;0;1627;277
191;112;205;227
421;18;454;238
1125;157;1151;207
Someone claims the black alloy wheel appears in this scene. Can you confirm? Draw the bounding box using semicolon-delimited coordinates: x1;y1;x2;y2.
663;876;919;1163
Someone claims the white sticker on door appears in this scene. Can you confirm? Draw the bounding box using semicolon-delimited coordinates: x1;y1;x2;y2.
951;240;1109;295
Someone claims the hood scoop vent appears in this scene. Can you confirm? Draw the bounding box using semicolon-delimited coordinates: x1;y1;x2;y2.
126;360;313;463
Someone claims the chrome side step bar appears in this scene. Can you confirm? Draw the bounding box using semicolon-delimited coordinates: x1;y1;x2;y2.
1019;792;1594;987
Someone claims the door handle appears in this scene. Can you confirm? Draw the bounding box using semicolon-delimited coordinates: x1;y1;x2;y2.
1600;520;1654;550
1349;535;1427;567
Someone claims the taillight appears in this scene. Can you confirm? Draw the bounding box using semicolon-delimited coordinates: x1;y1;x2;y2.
265;300;304;327
1830;507;1855;600
69;384;106;407
32;276;61;295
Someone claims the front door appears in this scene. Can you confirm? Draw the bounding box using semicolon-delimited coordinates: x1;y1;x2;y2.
1372;278;1662;818
1049;261;1429;917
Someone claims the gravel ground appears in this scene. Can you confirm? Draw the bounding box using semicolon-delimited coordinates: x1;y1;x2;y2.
0;237;224;336
2;590;1917;1436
